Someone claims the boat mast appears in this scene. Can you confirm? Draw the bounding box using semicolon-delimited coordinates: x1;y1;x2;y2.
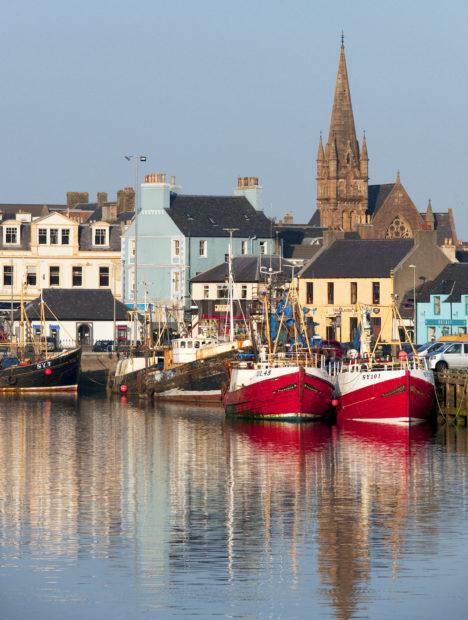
40;289;48;359
360;305;372;357
224;228;238;343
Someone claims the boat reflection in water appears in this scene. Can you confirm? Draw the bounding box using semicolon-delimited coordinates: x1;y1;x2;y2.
1;399;466;620
227;418;332;455
336;418;435;448
316;419;435;619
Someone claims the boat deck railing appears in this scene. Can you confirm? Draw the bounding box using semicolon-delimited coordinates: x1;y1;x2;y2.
233;351;326;369
328;357;430;376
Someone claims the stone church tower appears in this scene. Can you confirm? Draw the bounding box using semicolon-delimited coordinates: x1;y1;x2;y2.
317;41;368;231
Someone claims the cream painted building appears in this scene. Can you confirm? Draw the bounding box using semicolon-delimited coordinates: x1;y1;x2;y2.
0;211;122;316
299;275;395;343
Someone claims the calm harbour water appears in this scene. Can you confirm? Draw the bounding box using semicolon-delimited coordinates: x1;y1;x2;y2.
1;397;468;619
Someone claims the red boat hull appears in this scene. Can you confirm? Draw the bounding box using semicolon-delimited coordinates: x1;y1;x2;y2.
336;369;435;425
224;366;333;420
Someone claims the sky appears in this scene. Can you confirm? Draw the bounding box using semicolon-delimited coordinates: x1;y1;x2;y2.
1;0;468;236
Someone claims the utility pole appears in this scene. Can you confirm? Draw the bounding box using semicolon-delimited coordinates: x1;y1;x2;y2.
409;264;416;343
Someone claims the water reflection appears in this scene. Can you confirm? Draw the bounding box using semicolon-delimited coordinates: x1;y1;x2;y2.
0;399;467;619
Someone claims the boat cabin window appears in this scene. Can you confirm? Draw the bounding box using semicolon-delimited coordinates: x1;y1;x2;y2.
180;341;186;348
195;342;200;348
187;341;193;348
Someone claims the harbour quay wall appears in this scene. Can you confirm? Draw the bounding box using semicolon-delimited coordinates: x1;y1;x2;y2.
80;352;118;392
436;370;468;425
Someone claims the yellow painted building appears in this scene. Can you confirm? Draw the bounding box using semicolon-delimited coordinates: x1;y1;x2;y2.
298;276;395;343
297;237;432;344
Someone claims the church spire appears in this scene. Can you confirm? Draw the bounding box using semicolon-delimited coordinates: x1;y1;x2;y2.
327;38;359;163
315;41;368;232
361;131;368;159
317;133;325;161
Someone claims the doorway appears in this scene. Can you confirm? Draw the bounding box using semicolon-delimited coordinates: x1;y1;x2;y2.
77;323;92;348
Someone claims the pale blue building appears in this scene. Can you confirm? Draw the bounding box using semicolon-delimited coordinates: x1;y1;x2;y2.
122;174;273;312
416;263;468;343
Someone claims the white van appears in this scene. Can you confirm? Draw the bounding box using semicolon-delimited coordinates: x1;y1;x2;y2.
427;341;468;372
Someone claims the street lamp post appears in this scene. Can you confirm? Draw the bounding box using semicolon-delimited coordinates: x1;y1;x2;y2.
409;264;416;344
125;154;147;344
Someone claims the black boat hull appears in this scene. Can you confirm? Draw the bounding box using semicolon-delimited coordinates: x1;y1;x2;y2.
144;350;236;398
0;348;81;392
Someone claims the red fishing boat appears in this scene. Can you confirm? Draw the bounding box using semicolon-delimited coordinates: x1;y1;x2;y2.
335;360;435;425
224;354;334;420
334;307;435;425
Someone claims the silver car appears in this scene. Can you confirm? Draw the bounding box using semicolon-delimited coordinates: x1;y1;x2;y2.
427;341;468;372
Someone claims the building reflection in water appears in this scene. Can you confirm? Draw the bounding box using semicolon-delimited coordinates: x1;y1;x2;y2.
0;398;466;619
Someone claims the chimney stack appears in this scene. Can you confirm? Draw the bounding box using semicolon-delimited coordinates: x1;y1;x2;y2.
97;192;108;205
141;172;171;210
116;187;135;214
234;176;263;211
67;191;89;209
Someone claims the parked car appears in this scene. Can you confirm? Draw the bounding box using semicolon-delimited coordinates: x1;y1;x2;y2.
415;341;446;359
427;341;468;372
92;340;114;352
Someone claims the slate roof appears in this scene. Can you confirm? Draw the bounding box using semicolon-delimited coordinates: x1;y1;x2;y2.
118;211;134;222
399;280;434;319
78;224;121;251
433;212;456;245
290;244;322;261
191;256;296;283
167;195;273;238
18;289;130;321
275;224;325;258
308;210;321;226
367;184;395;215
0;203;66;219
417;263;468;303
300;239;414;278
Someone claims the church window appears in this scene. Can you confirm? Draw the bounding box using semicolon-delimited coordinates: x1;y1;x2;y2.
385;216;412;239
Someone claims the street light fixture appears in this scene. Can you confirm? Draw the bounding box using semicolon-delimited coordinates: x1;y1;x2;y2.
124;154;148;345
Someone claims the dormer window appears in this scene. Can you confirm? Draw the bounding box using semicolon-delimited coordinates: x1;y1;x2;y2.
37;227;71;245
94;227;108;246
50;228;59;244
4;226;19;245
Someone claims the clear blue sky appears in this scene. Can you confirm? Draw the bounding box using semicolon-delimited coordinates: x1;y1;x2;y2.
2;0;468;237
